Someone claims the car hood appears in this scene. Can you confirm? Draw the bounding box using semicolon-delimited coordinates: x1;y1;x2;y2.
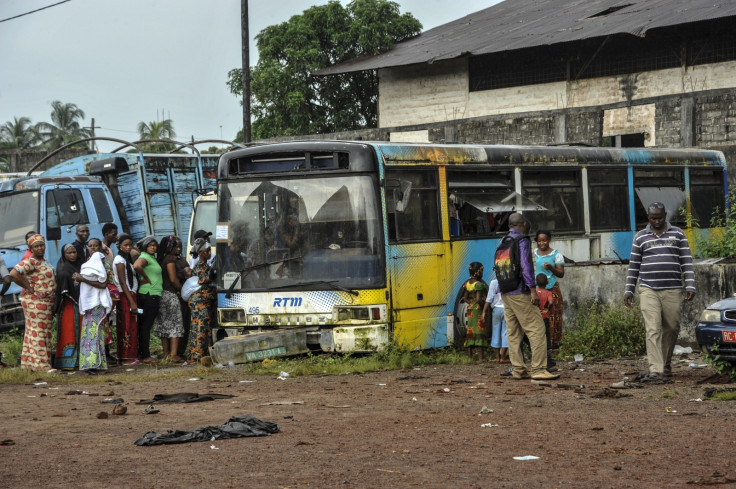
705;296;736;310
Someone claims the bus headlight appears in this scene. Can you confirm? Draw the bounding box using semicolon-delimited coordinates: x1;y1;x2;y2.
220;308;246;323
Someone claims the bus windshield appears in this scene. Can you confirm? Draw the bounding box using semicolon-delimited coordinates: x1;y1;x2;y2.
0;191;39;248
218;175;384;291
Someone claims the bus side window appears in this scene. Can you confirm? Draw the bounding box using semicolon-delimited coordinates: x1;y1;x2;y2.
45;188;90;227
385;169;441;242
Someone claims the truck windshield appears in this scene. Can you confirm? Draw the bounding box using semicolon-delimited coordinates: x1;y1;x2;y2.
0;191;39;248
190;199;217;241
218;175;384;291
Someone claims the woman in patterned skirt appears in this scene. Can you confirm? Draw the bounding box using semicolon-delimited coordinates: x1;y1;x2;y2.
154;235;187;362
75;252;112;374
114;234;139;364
10;234;57;372
463;261;489;361
186;238;216;364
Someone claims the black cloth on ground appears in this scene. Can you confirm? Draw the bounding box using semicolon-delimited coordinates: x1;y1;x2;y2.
135;392;235;404
133;414;279;446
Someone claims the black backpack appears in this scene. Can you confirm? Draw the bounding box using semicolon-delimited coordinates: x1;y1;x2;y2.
493;234;530;293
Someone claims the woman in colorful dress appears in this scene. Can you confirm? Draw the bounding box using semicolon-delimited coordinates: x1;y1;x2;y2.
186;238;216;364
9;234;57;372
534;230;565;349
114;234;139;365
75;252;112;374
88;238;118;363
133;236;162;364
53;244;81;370
154;235;187;362
462;261;489;360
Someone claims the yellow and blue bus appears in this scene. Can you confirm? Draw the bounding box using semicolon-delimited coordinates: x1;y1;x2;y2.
211;141;727;363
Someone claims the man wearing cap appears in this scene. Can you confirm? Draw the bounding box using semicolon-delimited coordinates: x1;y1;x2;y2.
624;202;696;379
189;230;215;268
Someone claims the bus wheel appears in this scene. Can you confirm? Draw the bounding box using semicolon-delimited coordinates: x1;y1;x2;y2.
452;286;468;347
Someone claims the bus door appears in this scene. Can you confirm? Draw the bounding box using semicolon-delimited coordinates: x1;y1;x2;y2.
385;168;448;350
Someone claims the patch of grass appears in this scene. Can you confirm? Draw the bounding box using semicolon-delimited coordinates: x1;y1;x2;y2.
0;343;472;385
558;300;645;360
708;390;736;401
703;344;736;382
661;389;678;399
0;328;23;366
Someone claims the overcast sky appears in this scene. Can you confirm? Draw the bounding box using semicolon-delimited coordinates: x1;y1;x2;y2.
0;0;499;152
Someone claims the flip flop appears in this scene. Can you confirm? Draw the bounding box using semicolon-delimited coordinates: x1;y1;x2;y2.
143;405;160;414
123;359;140;366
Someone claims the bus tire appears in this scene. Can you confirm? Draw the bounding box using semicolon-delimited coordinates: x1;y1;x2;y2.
452;285;468;347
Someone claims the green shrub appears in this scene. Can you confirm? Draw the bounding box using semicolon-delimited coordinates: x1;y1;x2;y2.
0;328;23;366
557;300;645;360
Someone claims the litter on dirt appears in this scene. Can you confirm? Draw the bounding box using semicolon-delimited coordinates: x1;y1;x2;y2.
593;388;633;399
259;401;304;406
136;393;236;404
513;455;539;460
133;414;280;446
112;405;127;415
101;398;125;404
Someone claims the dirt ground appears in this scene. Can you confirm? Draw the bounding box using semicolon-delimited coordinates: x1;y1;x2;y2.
1;355;736;489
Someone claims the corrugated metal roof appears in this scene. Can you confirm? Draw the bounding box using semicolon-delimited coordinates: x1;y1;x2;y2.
314;0;736;75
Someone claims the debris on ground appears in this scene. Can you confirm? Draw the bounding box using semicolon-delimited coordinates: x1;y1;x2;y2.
703;387;736;399
133;414;280;446
136;393;235;404
112;405;127;415
592;388;633;399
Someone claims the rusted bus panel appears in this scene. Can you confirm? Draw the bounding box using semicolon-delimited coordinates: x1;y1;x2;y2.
117;171;148;239
147;193;177;237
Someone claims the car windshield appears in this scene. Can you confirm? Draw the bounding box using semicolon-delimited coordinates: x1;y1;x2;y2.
0;191;39;248
217;175;384;291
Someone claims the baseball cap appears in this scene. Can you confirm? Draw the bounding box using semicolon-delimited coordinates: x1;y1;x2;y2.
193;230;212;239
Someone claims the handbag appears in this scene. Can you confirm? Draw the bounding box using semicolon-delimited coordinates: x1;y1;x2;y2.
181;276;201;301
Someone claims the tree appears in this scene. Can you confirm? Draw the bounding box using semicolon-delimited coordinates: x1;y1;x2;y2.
227;0;421;139
136;119;177;152
0;116;40;150
36;101;90;149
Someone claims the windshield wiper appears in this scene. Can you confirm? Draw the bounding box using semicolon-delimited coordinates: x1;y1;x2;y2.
224;255;302;298
269;280;359;296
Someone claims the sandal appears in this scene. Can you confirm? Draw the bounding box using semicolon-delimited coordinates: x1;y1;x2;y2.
123;359;140;366
143;404;160;415
141;357;157;364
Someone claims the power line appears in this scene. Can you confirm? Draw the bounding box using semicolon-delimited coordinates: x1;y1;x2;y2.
0;0;72;23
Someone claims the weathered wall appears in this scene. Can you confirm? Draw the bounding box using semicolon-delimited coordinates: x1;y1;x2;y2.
562;262;736;346
377;59;736;128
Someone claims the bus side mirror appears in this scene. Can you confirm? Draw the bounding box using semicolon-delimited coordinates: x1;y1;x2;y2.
47;226;61;241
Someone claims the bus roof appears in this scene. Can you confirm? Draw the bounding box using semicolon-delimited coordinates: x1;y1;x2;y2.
218;141;726;177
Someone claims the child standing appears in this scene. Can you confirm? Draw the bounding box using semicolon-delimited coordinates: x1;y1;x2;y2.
535;273;556;371
463;262;489;360
481;278;508;363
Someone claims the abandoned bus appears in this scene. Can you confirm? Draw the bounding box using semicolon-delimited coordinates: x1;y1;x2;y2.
212;141;727;362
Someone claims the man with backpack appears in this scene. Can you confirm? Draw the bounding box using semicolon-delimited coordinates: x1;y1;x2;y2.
494;213;560;381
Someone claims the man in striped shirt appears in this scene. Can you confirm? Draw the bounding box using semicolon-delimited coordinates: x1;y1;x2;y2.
624;202;696;378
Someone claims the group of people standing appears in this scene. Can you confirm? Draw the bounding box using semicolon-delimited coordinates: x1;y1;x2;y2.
6;224;217;374
463;203;696;383
462;214;564;381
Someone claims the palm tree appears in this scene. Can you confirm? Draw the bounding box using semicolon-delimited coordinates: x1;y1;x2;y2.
0;116;40;150
137;119;176;152
37;101;91;149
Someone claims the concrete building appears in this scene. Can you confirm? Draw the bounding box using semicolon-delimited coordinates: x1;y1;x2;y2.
315;0;736;180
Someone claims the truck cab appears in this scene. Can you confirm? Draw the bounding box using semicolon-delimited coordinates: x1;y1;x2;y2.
0;175;122;331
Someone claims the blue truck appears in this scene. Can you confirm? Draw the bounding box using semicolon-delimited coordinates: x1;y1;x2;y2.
0;152;217;331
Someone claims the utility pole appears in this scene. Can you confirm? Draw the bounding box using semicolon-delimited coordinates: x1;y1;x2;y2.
241;0;252;143
85;117;101;152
